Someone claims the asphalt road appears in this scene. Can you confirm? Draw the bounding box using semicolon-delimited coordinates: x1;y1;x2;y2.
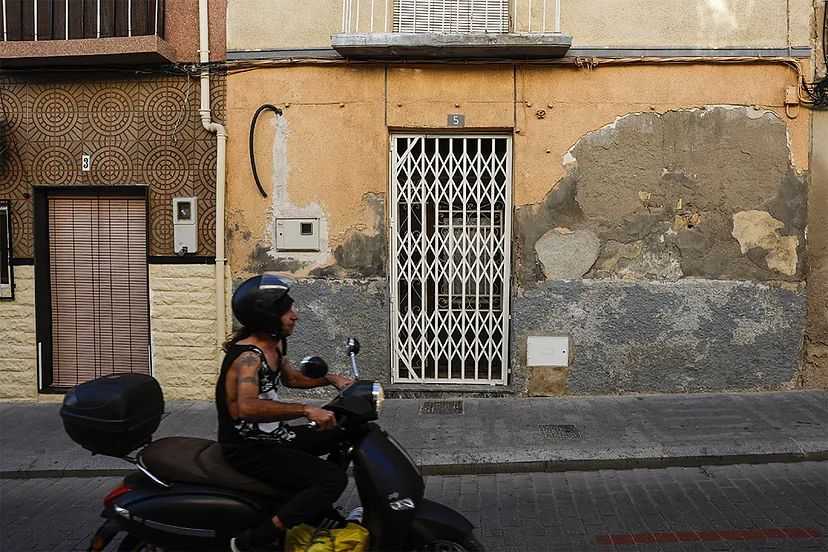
2;462;826;552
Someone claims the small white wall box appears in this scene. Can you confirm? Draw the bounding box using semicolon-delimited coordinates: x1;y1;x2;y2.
172;197;198;255
527;336;570;367
276;218;320;251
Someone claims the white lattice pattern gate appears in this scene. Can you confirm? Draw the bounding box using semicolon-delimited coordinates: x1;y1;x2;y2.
390;135;512;385
393;0;510;33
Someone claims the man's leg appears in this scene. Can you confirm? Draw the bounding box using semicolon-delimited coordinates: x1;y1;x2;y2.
227;440;348;528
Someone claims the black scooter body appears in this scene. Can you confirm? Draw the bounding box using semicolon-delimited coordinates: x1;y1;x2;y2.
352;424;424;549
108;424;474;550
74;338;480;551
110;481;272;549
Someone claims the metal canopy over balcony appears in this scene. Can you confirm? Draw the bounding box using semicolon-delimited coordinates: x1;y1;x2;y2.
0;0;174;66
332;0;572;60
333;32;571;59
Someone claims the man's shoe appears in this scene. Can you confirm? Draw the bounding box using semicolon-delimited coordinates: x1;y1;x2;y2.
230;535;278;552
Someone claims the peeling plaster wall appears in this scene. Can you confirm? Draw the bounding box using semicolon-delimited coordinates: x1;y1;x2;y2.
516;106;808;287
225;62;816;395
225;66;388;279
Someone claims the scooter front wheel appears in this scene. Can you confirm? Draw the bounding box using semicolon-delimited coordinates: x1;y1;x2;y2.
117;534;164;552
420;535;487;552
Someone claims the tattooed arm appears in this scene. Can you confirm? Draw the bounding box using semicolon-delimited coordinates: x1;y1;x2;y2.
233;351;335;429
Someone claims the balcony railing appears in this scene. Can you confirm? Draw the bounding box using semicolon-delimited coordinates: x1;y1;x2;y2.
341;0;561;34
1;0;165;42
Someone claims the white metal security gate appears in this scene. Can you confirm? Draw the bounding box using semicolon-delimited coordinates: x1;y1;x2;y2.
390;135;512;385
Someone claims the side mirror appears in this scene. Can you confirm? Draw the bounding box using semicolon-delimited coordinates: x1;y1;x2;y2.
346;337;360;356
299;356;329;379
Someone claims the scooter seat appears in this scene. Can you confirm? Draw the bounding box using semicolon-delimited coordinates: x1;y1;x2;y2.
140;437;285;498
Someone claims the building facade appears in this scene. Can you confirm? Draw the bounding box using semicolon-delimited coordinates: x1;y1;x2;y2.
224;0;827;396
0;0;227;400
1;0;826;402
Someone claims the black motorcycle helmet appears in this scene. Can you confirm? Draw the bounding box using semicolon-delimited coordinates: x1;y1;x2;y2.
232;273;295;335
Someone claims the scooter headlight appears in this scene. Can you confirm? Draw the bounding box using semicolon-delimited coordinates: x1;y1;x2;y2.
371;383;385;414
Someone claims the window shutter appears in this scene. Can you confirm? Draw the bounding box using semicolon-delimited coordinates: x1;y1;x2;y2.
394;0;510;33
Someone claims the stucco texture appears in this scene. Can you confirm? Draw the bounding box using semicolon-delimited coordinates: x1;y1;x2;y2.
807;110;828;388
226;66;387;278
226;0;812;51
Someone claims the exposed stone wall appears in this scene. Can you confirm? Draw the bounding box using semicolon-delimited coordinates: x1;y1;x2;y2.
149;264;219;400
0;266;37;400
516;107;808;287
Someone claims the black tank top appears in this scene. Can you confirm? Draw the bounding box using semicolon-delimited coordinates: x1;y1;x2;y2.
216;341;298;445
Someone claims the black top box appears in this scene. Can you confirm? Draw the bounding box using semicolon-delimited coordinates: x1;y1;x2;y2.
61;373;164;457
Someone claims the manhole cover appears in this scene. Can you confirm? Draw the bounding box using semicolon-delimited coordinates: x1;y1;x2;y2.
419;400;464;415
538;424;581;440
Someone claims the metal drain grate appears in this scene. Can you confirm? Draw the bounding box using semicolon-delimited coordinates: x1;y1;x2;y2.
419;400;464;415
538;424;582;440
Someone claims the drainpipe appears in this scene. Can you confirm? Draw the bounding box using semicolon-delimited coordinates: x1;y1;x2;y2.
198;0;227;356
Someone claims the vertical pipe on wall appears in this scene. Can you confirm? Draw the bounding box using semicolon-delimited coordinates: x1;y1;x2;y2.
96;0;100;38
542;0;546;32
555;0;560;33
65;0;69;39
127;0;131;36
33;0;37;40
198;0;228;358
3;0;7;41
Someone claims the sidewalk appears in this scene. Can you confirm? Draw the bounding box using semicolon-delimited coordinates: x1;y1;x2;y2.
1;391;827;478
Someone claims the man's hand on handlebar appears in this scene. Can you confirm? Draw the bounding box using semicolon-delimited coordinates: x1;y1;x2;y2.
325;373;353;391
303;405;337;430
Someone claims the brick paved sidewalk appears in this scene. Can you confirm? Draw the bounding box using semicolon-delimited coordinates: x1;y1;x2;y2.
1;391;827;477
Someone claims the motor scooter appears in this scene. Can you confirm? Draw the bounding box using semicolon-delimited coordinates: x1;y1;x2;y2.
62;338;485;552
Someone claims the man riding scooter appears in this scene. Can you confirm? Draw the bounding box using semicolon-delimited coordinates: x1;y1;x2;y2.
218;273;353;551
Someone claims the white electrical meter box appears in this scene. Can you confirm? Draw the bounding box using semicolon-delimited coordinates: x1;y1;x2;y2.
276;218;320;251
172;197;198;255
526;336;570;367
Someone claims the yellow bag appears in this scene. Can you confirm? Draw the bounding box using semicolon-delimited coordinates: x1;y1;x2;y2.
285;522;370;552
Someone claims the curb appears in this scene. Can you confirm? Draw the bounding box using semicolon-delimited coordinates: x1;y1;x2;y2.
3;450;828;480
419;450;828;476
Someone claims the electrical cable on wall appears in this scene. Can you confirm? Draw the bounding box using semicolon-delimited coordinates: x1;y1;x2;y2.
248;104;283;198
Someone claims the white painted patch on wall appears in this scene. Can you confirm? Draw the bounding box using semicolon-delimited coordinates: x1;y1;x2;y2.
700;0;740;30
268;115;333;268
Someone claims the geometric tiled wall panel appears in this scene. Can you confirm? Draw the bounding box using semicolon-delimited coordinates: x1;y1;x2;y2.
0;71;224;257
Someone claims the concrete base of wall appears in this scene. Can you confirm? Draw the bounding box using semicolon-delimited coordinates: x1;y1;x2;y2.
283;278;390;387
512;279;807;395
